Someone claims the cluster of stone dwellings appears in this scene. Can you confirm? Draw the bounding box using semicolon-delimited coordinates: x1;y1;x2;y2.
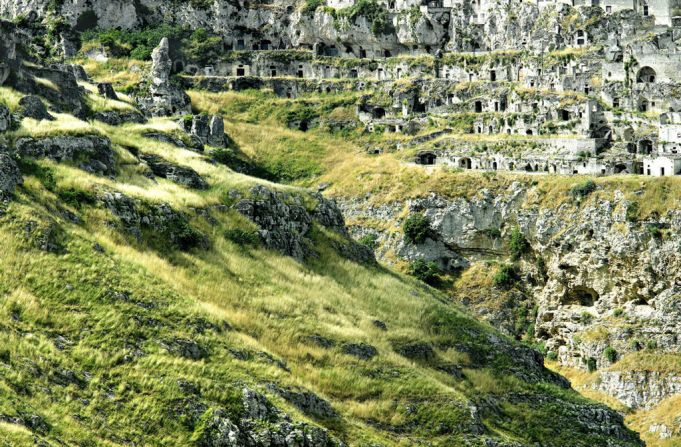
181;0;681;176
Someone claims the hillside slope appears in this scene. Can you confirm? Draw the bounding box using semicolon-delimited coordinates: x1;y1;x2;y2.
0;26;644;447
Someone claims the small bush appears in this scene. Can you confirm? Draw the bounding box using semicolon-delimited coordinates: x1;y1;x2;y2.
570;180;597;199
168;219;205;251
57;187;97;209
408;259;440;286
403;213;431;245
224;228;260;246
586;356;597;373
17;158;56;191
508;226;529;260
492;264;518;289
626;201;640;222
580;312;593;324
603;346;618;363
646;339;658;350
535;256;546;276
302;0;325;13
546;351;558;361
358;234;378;250
613;308;624;317
630;339;642;351
482;227;501;239
646;225;662;239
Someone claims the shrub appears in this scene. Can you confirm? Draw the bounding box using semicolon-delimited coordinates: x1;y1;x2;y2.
224;228;260;246
580;312;593;324
483;228;502;239
646;339;658;350
57;187;97;209
535;256;546;276
130;45;153;60
302;0;325;13
626;201;640;222
613;308;624;317
17;158;56;191
492;264;518;289
546;351;558;361
358;234;378;250
630;339;642;351
408;259;440;286
586;356;597;372
570;180;597;199
337;0;394;35
165;219;205;251
508;226;529;260
403;213;431;244
647;225;662;239
604;346;618;363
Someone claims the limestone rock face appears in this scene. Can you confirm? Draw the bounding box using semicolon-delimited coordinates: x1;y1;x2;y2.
595;371;681;410
233;185;313;260
233;185;374;263
339;183;681;412
208;115;225;147
151;37;172;86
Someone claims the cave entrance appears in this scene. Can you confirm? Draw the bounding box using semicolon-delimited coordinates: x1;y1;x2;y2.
562;286;599;306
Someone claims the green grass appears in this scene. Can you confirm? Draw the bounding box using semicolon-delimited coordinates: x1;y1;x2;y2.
0;82;644;446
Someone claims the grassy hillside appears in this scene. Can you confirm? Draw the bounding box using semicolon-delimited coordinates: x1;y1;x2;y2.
0;74;643;446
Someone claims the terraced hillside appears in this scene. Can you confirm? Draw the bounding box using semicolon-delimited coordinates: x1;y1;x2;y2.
2;0;681;444
0;16;648;447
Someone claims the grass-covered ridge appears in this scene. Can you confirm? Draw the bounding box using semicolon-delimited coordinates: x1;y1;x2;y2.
0;76;643;446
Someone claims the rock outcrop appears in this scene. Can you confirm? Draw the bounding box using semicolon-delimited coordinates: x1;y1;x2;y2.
136;37;191;117
339;182;681;418
233;185;374;263
18;95;53;121
0;150;22;197
140;154;208;190
15;135;115;175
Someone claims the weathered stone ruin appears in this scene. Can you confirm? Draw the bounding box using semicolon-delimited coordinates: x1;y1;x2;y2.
137;37;191;117
33;0;678;177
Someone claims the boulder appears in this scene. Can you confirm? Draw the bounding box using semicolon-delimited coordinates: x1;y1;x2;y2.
163;338;207;360
196;409;243;447
342;342;378;360
0;104;13;132
208;115;225;147
93;110;146;126
140;154;208;189
101;192;208;250
97;82;118;100
393;341;436;361
266;384;337;418
18;95;54;121
191;114;211;142
233;186;312;260
15;135;115;175
0;150;22;197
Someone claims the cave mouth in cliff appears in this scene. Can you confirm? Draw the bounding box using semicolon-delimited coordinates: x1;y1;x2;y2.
561;286;599;306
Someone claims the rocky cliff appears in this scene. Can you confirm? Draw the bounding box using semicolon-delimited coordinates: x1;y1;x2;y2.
338;177;681;440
